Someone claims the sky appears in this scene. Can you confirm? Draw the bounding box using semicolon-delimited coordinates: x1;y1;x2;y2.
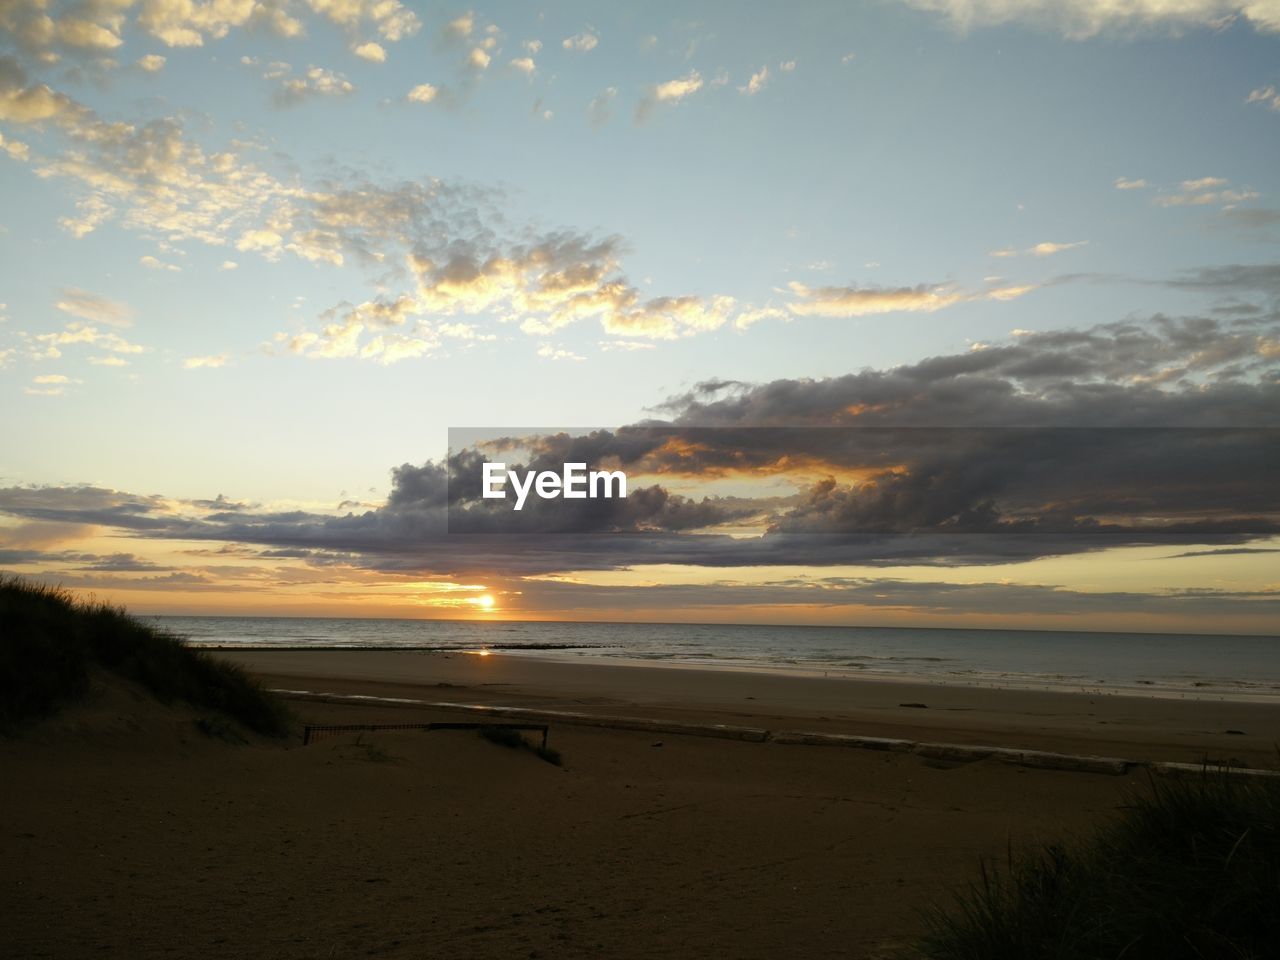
0;0;1278;632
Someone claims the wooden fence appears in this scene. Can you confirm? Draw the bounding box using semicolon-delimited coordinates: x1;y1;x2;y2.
301;721;550;749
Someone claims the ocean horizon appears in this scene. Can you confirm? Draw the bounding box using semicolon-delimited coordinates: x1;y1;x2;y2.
150;615;1280;703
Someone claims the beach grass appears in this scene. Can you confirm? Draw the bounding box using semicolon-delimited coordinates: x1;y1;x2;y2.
0;576;289;736
920;769;1280;959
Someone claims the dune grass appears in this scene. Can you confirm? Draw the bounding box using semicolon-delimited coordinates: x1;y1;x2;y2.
919;770;1280;960
0;576;289;736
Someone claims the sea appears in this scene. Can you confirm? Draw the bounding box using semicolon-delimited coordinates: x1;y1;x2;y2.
145;616;1280;703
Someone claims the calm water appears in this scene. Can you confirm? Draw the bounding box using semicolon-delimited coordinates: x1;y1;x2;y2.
146;616;1280;702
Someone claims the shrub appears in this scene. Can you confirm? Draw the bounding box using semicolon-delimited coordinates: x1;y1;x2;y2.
919;770;1280;960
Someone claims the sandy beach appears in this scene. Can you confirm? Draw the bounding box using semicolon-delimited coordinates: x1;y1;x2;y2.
5;650;1277;959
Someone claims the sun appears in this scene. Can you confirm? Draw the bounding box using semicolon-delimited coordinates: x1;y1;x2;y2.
475;594;495;610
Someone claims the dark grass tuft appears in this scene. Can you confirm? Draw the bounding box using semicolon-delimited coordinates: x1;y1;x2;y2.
477;724;562;765
1;576;290;737
918;770;1280;960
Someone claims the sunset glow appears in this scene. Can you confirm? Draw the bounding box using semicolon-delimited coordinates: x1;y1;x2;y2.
0;2;1276;635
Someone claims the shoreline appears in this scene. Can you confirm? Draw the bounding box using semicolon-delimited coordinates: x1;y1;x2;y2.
222;648;1280;768
198;643;1280;704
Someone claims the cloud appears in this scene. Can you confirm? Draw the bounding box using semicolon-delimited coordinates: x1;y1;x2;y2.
562;30;598;52
1030;240;1088;256
1183;176;1228;191
273;65;355;105
17;76;308;245
734;307;788;330
0;53;1122;377
406;82;438;103
57;195;113;238
760;430;1277;536
897;0;1280;38
1247;85;1280;110
1114;177;1148;190
0;0;126;55
305;0;420;42
1154;176;1258;208
258;201;783;358
445;12;474;39
536;343;585;361
27;373;80;396
739;66;769;95
134;0;250;46
786;280;1034;317
236;229;284;253
466;47;490;70
510;575;1280;621
4;310;1276;579
666;315;1280;426
509;56;535;75
588;86;617;125
139;254;180;271
0;0;428;65
6;55;791;364
0;56;85;123
1218;208;1280;239
0;343;1275;618
55;288;132;327
653;70;703;102
135;54;167;72
0;131;30;160
273;289;491;363
353;41;386;63
1164;263;1280;306
33;321;146;357
1164;546;1280;558
990;240;1088;257
597;295;740;339
183;353;229;369
636;70;703;121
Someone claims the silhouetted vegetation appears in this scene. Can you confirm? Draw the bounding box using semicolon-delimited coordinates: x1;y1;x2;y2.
919;770;1280;960
0;576;289;736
